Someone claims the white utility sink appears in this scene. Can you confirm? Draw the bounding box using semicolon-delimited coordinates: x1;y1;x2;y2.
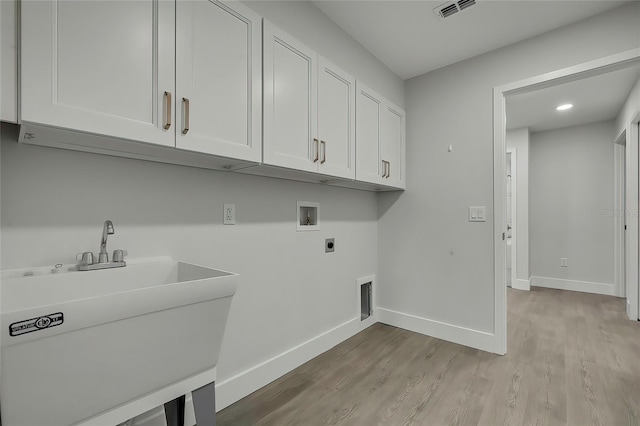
1;257;237;426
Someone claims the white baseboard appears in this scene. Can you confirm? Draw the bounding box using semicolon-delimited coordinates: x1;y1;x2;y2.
512;278;530;291
377;308;495;353
133;308;500;425
531;276;615;296
216;316;371;411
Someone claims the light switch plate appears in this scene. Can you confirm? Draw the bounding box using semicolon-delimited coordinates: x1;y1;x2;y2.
224;204;236;225
468;206;486;222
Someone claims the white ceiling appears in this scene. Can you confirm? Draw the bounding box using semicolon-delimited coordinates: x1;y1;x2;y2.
312;0;629;80
506;63;640;132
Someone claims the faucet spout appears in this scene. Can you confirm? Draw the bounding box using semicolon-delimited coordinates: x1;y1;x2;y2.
77;220;127;271
99;220;114;263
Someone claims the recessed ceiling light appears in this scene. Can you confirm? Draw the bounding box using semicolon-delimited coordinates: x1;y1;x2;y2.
556;104;573;111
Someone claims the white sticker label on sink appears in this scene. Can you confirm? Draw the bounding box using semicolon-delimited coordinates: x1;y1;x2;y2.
10;313;64;336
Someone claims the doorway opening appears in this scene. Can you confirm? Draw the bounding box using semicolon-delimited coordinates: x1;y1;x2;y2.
493;49;640;355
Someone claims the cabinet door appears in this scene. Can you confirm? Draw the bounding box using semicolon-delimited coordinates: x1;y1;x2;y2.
263;22;318;172
317;57;355;179
176;1;261;162
381;103;406;189
355;83;384;184
21;0;175;146
1;0;17;123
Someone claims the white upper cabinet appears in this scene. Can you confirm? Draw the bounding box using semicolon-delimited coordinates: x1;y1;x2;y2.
356;83;405;189
356;83;384;185
21;0;175;147
317;57;356;180
263;23;356;179
381;103;406;189
176;1;261;162
1;0;18;123
263;21;317;172
18;3;403;190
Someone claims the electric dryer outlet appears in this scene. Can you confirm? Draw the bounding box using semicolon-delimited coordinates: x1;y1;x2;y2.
325;238;335;253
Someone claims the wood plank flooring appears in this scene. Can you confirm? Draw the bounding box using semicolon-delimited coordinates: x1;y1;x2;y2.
218;288;640;426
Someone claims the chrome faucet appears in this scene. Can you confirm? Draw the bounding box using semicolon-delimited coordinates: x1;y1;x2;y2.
99;220;114;263
77;220;127;271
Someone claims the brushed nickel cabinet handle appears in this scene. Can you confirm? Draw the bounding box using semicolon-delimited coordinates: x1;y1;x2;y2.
386;161;391;178
321;140;326;164
163;91;172;130
182;97;190;135
382;160;387;178
313;138;319;162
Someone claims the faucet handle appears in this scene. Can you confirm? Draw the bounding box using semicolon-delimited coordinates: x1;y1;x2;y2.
76;252;95;266
112;249;128;263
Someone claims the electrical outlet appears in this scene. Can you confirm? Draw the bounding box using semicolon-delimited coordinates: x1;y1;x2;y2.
325;238;335;253
223;204;235;225
560;258;568;267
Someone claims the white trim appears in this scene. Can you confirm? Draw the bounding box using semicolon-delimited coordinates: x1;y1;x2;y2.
628;118;640;320
495;50;640;96
506;149;517;290
135;305;492;425
377;308;495;353
133;304;493;426
494;48;640;355
215;317;366;411
493;85;507;355
513;278;530;291
135;299;493;424
531;276;615;296
613;138;626;298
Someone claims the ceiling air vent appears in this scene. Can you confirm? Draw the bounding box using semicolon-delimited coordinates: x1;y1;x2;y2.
438;3;459;18
434;0;477;19
458;0;476;11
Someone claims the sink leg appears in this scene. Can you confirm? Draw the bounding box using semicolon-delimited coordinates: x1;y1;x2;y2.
192;381;216;426
164;395;186;426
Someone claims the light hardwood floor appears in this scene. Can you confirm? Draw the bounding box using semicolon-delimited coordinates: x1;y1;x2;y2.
218;288;640;426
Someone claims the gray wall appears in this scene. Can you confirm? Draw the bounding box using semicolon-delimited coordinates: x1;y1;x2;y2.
1;123;378;403
530;121;615;285
378;3;640;335
0;0;403;412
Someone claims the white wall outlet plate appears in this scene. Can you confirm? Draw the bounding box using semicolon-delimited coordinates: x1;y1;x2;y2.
223;204;236;225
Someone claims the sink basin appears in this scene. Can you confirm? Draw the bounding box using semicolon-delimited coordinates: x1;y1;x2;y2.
1;257;237;426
